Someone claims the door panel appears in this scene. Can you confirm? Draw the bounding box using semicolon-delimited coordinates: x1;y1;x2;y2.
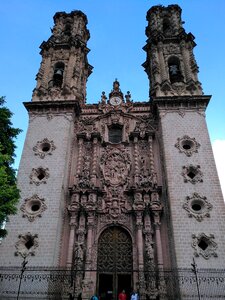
97;227;132;300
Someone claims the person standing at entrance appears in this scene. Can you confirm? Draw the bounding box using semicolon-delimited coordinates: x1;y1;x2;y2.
130;291;138;300
118;290;127;300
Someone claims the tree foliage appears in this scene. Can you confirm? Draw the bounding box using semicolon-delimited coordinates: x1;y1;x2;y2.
0;96;22;237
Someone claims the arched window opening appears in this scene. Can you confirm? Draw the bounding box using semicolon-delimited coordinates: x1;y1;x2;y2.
108;125;123;144
163;18;171;35
53;62;64;88
168;56;183;83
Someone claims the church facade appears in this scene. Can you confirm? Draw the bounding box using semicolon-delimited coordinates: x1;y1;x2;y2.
0;5;225;300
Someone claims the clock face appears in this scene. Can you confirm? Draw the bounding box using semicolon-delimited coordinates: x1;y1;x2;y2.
110;96;122;106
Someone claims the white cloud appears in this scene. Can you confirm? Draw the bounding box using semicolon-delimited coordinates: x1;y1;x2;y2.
212;140;225;200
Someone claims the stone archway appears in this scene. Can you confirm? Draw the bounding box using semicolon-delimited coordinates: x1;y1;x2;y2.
97;226;133;300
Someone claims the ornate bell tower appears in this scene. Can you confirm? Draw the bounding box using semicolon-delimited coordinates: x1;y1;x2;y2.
143;4;225;274
32;10;92;103
143;5;202;97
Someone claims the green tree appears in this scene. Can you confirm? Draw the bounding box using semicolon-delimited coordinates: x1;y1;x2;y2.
0;96;21;238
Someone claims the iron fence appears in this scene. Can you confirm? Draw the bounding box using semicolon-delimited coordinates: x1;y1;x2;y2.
0;267;225;299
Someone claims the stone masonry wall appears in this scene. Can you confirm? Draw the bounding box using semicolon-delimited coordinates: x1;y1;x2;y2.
0;113;74;267
159;109;225;269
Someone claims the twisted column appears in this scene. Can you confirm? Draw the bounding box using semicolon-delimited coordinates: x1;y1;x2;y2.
91;137;98;186
76;137;84;176
133;136;140;184
148;135;155;174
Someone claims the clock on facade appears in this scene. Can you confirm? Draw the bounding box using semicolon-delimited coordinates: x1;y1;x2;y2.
109;96;122;106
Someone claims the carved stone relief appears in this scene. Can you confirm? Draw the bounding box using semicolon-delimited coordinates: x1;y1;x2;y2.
192;233;217;259
29;167;50;185
15;232;39;258
33;138;56;158
76;142;93;190
183;193;212;221
175;135;200;157
100;145;131;187
20;194;47;222
181;165;203;184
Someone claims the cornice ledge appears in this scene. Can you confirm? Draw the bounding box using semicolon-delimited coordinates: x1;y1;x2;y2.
24;100;81;116
151;95;211;110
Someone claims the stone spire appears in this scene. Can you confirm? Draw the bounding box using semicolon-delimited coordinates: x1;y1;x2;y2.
32;10;93;103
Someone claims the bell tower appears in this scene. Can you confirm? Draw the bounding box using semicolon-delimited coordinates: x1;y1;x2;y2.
143;4;225;274
32;10;93;103
143;5;202;97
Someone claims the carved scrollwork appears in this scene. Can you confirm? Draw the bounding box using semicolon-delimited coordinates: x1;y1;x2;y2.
182;165;203;184
175;135;200;156
183;193;212;221
192;233;218;259
15;232;39;258
20;194;47;222
29;167;50;185
33;138;56;159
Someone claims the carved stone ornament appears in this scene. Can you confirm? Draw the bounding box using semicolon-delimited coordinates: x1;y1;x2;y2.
20;194;47;222
30;167;50;185
100;146;131;186
192;233;218;259
183;193;212;221
15;232;39;258
175;135;200;157
33;138;56;158
181;165;203;184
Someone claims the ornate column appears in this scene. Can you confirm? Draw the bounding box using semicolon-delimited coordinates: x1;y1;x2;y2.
150;192;166;299
143;213;157;299
76;135;84;180
148;135;155;174
151;192;163;269
133;136;140;184
67;193;79;268
180;41;192;82
41;54;52;89
133;192;145;300
157;42;168;82
74;212;86;297
82;195;96;298
91;134;100;186
65;49;76;88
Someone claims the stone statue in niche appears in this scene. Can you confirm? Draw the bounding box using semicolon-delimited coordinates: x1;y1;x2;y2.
80;195;87;208
133;193;144;211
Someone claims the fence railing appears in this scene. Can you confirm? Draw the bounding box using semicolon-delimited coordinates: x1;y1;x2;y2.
0;267;225;299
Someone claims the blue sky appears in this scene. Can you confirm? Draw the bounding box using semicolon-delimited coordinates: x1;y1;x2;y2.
1;0;225;196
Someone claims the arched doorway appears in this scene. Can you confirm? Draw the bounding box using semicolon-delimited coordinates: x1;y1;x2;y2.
97;226;133;300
